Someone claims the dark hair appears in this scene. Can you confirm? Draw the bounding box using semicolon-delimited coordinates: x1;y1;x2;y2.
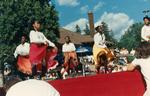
4;76;22;92
65;36;71;43
20;34;28;42
31;19;41;26
143;16;150;21
21;34;27;38
135;42;150;59
95;26;100;32
95;25;103;32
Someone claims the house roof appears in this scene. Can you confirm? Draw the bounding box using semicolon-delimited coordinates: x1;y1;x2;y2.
58;28;93;44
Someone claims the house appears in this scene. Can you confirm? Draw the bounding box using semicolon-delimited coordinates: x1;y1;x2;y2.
58;28;93;45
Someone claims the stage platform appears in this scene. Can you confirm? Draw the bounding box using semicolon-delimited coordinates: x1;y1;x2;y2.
49;70;145;96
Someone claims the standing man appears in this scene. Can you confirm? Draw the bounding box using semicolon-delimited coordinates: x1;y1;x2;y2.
14;35;32;76
61;36;78;75
141;16;150;42
29;20;56;78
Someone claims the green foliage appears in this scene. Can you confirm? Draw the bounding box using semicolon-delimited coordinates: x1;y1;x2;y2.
118;23;143;51
0;0;59;68
75;24;81;33
101;22;118;48
83;24;90;35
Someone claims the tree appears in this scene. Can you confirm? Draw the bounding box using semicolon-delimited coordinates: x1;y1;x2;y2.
118;23;143;51
0;0;59;68
101;22;117;48
75;24;81;33
83;24;90;35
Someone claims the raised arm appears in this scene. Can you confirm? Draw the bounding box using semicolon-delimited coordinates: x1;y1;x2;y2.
43;35;55;47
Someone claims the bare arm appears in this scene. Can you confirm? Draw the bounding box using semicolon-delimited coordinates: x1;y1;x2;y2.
127;63;136;71
14;47;18;58
43;34;55;47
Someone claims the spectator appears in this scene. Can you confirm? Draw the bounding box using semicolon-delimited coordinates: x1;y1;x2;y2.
127;42;150;96
141;16;150;42
130;49;136;56
112;65;118;73
6;79;60;96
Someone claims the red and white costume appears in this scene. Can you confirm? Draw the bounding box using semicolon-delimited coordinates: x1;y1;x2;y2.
14;42;32;74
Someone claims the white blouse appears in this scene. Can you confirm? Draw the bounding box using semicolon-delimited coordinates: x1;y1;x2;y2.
132;58;150;88
94;33;106;48
29;30;55;47
141;25;150;41
14;42;30;58
62;43;76;52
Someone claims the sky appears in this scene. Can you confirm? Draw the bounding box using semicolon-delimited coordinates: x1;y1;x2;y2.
54;0;150;40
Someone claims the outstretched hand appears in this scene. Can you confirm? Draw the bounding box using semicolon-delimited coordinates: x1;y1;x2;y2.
45;41;49;46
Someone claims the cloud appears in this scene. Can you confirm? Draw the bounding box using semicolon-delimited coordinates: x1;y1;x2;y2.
63;18;88;32
93;1;105;12
80;1;104;14
63;12;134;40
95;12;134;40
80;5;89;14
57;0;80;7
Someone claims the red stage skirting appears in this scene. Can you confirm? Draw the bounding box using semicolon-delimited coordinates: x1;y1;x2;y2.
49;70;145;96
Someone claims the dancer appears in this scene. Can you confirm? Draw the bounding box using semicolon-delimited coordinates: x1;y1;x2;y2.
29;20;56;78
14;35;32;76
93;25;114;73
61;36;78;75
